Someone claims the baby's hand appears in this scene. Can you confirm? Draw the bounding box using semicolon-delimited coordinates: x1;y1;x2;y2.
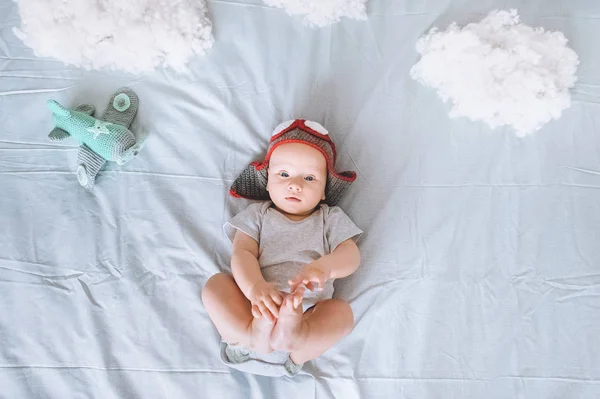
288;284;307;310
249;281;283;323
288;261;331;293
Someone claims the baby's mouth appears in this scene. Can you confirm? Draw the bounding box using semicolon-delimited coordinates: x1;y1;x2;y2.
285;196;301;202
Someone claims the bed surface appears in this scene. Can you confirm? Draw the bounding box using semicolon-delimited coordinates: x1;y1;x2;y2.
1;0;600;397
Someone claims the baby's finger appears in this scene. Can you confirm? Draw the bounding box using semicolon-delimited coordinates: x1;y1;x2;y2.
258;302;273;323
293;295;302;309
290;285;306;302
305;281;315;292
288;275;303;288
290;286;305;309
252;304;262;318
304;276;315;287
304;275;325;290
288;278;303;293
270;291;283;306
317;278;326;290
263;297;280;319
292;285;306;297
288;275;301;284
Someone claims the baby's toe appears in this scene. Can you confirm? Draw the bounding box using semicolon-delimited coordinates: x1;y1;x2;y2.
294;286;306;297
287;295;296;308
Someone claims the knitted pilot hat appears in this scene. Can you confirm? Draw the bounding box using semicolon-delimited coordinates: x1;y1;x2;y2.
230;119;356;206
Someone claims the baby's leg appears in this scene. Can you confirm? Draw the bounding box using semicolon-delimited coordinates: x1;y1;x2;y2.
201;273;274;354
270;295;354;364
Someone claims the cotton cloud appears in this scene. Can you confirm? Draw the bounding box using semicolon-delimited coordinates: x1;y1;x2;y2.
410;9;579;136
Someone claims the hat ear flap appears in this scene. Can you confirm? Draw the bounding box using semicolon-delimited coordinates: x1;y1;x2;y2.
324;171;356;206
230;162;269;200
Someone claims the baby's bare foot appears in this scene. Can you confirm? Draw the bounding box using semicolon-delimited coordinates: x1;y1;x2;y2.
248;314;275;354
270;293;307;352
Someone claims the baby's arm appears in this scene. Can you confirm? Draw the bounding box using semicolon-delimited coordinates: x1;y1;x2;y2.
320;239;361;279
231;231;283;322
231;231;263;298
289;239;360;291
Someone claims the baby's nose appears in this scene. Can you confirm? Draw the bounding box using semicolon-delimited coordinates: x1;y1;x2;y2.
288;180;302;192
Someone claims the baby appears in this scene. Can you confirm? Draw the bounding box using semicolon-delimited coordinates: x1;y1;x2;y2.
202;119;362;377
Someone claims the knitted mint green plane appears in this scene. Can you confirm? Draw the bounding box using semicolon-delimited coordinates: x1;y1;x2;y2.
47;88;145;191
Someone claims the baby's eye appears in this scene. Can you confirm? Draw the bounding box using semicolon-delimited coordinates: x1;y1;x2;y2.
280;172;289;178
304;176;315;182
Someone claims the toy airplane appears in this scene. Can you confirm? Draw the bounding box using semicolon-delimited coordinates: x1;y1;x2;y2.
47;88;144;191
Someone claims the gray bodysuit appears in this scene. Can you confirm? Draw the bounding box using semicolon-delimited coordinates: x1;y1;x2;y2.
225;201;362;310
220;201;362;377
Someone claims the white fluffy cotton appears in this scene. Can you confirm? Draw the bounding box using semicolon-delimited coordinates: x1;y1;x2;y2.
264;0;368;27
13;0;214;74
410;9;579;136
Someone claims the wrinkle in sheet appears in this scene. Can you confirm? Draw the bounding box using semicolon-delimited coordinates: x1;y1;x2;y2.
0;278;71;292
0;85;76;96
0;147;74;152
556;291;600;304
0;258;127;294
0;260;84;279
2;0;600;396
545;273;600;286
84;273;122;287
319;375;600;382
77;279;104;309
0;139;73;148
211;0;272;9
0;73;79;81
95;260;123;278
40;278;72;292
564;166;600;176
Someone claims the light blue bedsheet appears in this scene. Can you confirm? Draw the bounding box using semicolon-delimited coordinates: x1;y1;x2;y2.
1;0;599;397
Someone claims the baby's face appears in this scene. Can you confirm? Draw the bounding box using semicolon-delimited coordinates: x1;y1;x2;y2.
267;143;327;217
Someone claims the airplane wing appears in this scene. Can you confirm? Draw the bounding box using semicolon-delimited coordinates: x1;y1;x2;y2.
76;144;106;191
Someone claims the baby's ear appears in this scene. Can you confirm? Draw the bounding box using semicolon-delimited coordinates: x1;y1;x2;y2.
265;169;270;191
